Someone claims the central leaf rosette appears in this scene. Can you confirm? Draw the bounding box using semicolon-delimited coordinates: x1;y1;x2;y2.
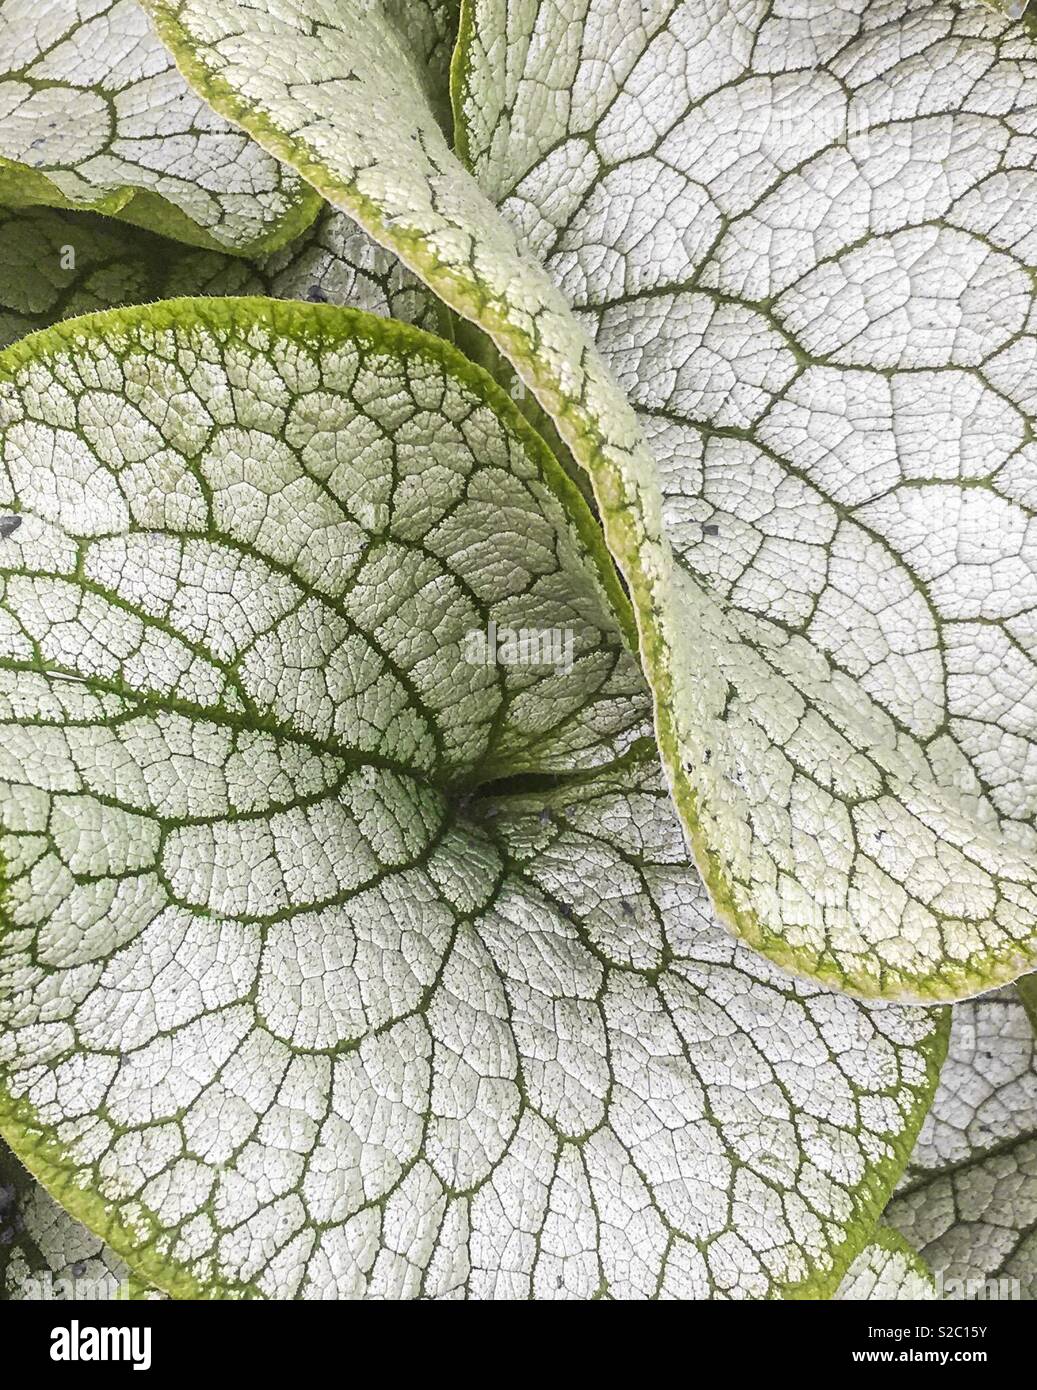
0;301;943;1299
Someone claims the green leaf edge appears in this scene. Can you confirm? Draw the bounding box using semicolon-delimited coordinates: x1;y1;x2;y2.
767;1018;949;1300
482;763;953;1300
843;1225;938;1298
0;290;648;1299
447;0;1037;1005
0;155;324;258
0;290;639;657
0;296;949;1295
1018;975;1037;1035
142;0;1037;1003
0;780;950;1302
871;1225;938;1290
0;1135;158;1301
0;993;949;1301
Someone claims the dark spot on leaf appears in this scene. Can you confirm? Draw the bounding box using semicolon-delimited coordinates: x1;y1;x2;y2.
558;904;574;922
305;284;329;303
71;1262;87;1277
0;515;22;539
703;523;719;537
620;900;635;920
538;808;551;826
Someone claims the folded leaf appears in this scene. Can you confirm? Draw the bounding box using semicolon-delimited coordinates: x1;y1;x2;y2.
0;300;944;1298
0;203;441;351
886;991;1036;1298
835;1227;937;1301
0;0;320;252
143;0;1037;1000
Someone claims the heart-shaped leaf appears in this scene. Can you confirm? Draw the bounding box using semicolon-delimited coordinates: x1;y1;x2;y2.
0;299;944;1298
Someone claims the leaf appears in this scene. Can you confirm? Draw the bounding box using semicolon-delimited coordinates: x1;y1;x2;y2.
835;1227;937;1301
0;0;320;253
886;990;1036;1299
1018;974;1037;1033
0;299;944;1298
1;1135;132;1299
142;0;1037;1000
164;207;444;334
0;205;175;350
456;0;1037;1002
0;203;442;352
383;0;459;135
975;0;1033;23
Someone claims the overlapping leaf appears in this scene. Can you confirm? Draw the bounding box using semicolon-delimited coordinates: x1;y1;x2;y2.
886;990;1036;1298
0;1137;136;1299
0;203;440;352
0;300;946;1298
460;0;1037;849
446;0;1037;1000
142;0;1037;1000
383;0;459;135
0;0;320;251
0;205;174;350
1018;972;1037;1032
835;1227;937;1300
